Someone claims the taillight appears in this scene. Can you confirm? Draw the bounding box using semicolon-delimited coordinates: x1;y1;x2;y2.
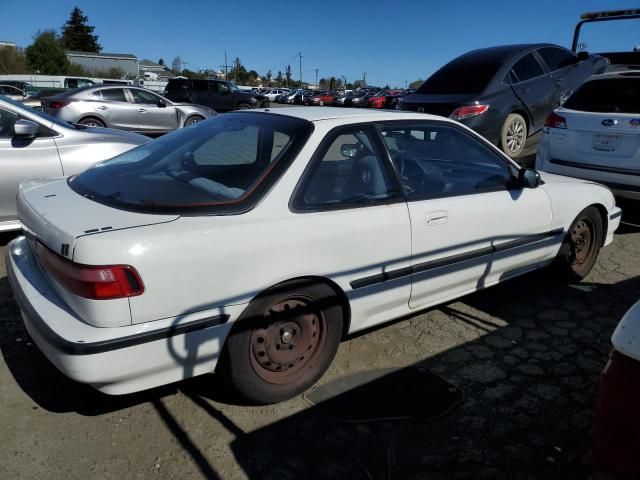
47;101;70;109
544;112;567;129
449;104;489;120
35;242;144;300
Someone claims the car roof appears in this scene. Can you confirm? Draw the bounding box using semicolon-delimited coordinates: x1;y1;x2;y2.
250;106;448;123
460;43;559;63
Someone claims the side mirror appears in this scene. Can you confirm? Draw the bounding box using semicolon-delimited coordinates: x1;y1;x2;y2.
341;143;360;158
157;99;166;108
518;168;541;188
577;51;589;62
13;119;39;139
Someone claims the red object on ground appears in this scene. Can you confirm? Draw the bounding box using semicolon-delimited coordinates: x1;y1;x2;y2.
592;350;640;479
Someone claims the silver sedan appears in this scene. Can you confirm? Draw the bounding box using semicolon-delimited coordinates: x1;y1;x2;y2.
42;86;215;135
0;96;150;232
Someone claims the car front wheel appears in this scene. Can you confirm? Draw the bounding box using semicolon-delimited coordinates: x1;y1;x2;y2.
222;281;344;404
184;115;204;126
553;206;603;281
500;113;527;158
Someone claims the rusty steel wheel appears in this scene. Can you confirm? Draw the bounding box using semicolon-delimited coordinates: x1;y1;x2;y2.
249;297;328;385
555;206;603;281
222;281;343;404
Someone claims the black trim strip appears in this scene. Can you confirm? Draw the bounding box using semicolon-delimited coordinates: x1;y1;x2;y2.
6;252;228;355
610;210;622;220
350;229;564;290
550;159;640;177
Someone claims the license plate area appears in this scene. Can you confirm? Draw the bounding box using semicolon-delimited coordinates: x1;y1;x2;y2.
593;133;621;152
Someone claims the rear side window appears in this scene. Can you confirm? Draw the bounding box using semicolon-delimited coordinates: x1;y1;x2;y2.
418;55;502;95
69;113;313;214
511;54;545;82
166;79;191;91
537;47;576;71
563;78;640;113
100;88;128;102
193;80;209;91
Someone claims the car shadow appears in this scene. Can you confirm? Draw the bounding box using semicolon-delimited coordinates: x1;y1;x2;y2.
616;198;640;234
0;231;20;247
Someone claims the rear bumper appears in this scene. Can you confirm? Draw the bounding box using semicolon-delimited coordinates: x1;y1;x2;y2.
6;236;246;395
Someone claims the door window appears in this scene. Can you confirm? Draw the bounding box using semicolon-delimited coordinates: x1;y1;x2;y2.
0;107;18;138
537;47;576;71
100;88;128;102
131;89;161;104
193;80;209;92
511;53;545;81
295;128;399;209
379;123;515;200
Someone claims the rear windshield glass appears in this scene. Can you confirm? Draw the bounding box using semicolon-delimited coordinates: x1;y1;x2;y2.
563;78;640;113
69;113;313;214
418;56;502;94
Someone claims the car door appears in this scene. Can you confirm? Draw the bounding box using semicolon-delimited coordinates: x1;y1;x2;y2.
510;52;557;130
129;88;178;133
95;88;137;130
0;106;62;226
292;125;412;331
215;82;236;111
536;46;590;106
378;122;552;310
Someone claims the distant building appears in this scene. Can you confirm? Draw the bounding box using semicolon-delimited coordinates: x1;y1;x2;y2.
139;59;175;81
200;69;225;80
0;41;16;49
65;51;139;77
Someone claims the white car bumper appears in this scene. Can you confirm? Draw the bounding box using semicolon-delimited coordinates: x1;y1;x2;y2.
6;236;246;395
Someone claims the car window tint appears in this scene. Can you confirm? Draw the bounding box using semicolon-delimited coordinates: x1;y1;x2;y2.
563;78;640;113
538;47;576;71
194;126;259;166
100;88;128;102
379;123;514;200
193;80;209;92
0;107;18;138
271;131;291;161
131;89;160;104
511;54;545;82
417;56;502;94
299;129;397;208
218;83;230;93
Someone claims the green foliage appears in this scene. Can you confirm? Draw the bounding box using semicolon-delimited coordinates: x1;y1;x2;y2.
0;46;29;74
409;79;424;89
25;31;71;75
158;58;165;66
60;6;102;52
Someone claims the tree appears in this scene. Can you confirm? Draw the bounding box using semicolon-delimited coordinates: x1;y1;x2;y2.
158;58;165;66
25;31;71;75
285;65;291;87
266;69;272;85
409;79;424;89
0;46;28;74
275;70;283;86
60;7;101;52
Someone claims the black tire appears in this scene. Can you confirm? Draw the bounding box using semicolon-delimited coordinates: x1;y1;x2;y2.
500;113;527;158
222;280;344;404
237;103;252;110
184;115;204;127
78;117;105;128
553;206;603;282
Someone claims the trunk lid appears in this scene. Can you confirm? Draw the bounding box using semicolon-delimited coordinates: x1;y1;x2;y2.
549;108;640;172
399;93;473;117
18;178;179;259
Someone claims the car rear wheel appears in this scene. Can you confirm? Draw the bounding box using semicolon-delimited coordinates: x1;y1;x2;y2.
184;115;204;126
222;281;343;404
78;117;105;128
500;113;527;158
553;206;603;281
237;103;252;110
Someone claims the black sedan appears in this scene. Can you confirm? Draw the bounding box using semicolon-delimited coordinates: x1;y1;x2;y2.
398;43;608;158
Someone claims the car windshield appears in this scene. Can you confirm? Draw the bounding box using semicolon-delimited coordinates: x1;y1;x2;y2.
227;81;241;92
69;112;313;214
418;55;503;95
563;77;640;113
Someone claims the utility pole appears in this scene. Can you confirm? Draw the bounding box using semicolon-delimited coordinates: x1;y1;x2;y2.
299;52;303;88
405;80;408;89
220;51;231;80
362;72;367;85
315;68;319;89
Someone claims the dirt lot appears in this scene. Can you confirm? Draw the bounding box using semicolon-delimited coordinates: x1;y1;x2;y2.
1;202;639;480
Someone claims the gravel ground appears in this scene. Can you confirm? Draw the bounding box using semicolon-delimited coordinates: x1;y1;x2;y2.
1;202;638;480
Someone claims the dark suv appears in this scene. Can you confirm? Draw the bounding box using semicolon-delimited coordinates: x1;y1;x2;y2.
164;78;268;112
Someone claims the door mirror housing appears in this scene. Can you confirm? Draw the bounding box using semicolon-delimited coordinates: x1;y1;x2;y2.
13;119;39;139
518;168;541;188
576;51;589;62
157;99;166;108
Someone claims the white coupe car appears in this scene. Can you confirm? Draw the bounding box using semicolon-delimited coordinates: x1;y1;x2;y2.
536;71;640;200
7;108;621;404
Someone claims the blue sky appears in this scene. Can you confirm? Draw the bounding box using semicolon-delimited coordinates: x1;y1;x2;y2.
1;0;637;87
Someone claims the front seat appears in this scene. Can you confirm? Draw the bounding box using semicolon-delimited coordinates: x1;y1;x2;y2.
343;155;388;198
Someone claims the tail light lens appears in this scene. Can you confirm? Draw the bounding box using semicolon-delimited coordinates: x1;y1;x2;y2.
544;112;567;129
35;242;144;300
449;104;489;120
47;101;70;109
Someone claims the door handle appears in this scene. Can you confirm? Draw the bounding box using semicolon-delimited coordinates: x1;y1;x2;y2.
426;210;448;226
554;76;566;83
97;105;107;110
137;108;146;113
516;87;530;94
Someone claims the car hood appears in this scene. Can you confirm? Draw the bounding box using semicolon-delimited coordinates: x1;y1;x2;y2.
538;171;599;186
612;300;640;362
66;125;150;145
18;178;179;258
